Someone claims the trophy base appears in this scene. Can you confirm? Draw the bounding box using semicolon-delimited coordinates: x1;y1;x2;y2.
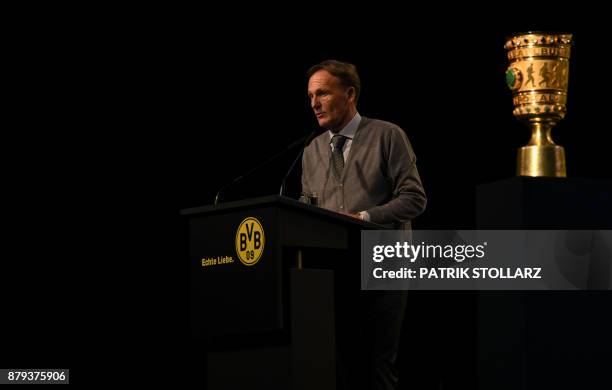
517;144;566;177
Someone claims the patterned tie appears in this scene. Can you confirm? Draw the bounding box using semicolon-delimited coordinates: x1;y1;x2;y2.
331;134;347;178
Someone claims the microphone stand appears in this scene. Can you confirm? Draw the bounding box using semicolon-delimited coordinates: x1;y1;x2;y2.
213;131;318;205
279;129;319;196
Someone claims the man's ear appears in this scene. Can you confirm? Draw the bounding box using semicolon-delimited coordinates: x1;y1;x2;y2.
346;87;356;102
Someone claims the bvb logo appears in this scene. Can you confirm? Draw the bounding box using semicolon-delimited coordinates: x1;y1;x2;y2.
235;217;265;266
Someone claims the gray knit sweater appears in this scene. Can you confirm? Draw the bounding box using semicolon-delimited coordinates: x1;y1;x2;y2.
301;116;427;229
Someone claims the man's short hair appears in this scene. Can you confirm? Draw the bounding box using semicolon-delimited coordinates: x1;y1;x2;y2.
307;60;361;104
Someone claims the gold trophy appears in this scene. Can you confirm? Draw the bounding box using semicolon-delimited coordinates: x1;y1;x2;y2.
505;32;572;177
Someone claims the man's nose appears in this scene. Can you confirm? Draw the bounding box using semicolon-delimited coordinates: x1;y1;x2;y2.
311;97;321;110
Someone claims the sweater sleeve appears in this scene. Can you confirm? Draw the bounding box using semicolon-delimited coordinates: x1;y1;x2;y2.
365;126;427;225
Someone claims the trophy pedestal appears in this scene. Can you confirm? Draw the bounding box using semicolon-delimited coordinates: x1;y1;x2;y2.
475;177;612;389
477;176;611;228
517;144;566;177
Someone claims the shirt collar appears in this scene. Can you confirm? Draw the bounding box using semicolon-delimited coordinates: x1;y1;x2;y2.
328;112;361;141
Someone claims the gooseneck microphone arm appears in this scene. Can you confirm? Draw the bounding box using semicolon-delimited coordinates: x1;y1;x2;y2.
213;132;316;205
279;129;319;196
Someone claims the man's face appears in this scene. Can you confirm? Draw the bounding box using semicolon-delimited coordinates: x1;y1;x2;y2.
307;70;355;130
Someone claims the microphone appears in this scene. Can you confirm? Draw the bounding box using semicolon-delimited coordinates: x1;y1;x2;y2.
303;128;323;147
213;130;321;205
279;128;322;196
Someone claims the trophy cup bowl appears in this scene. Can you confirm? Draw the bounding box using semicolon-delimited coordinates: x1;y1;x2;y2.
505;32;572;177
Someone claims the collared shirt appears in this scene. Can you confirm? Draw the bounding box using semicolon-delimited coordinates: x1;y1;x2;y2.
326;112;370;221
328;112;361;163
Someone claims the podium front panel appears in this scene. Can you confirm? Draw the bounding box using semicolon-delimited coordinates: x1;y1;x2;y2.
190;206;283;340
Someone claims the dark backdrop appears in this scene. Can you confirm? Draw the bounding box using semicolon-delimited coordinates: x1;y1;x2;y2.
168;22;610;389
175;24;608;226
3;15;609;388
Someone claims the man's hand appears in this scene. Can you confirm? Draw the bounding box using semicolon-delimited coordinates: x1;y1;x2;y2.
341;212;362;220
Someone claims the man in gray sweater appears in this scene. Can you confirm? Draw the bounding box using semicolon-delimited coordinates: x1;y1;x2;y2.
303;60;427;390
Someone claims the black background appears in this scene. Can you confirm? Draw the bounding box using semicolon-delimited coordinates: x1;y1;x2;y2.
174;22;608;224
2;12;610;388
170;20;611;389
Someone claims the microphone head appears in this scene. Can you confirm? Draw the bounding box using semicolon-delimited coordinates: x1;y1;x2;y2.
304;128;325;147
